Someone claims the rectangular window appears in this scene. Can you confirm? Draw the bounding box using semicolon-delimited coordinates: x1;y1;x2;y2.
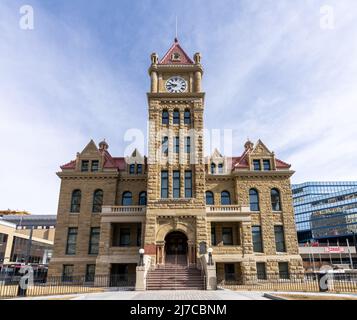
91;160;99;172
174;137;179;154
211;226;216;246
119;228;131;247
222;227;233;245
85;264;96;282
81;160;89;172
137;164;142;174
256;263;267;280
137;225;142;247
224;264;235;281
278;262;290;279
253;160;261;171
62;265;74;282
161;171;168;198
162;137;168;156
88;227;100;255
263;160;271;171
66;228;78;255
129;164;135;174
185;137;191;153
252;226;263;253
184;171;192;198
274;226;286;253
173;170;180;198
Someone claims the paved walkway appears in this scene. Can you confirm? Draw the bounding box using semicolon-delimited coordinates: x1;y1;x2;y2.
12;289;268;300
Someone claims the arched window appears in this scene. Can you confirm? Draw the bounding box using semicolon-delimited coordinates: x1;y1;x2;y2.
184;109;191;125
271;188;282;211
122;192;132;206
139;192;147;206
210;163;216;174
206;191;214;205
92;189;103;213
221;191;231;205
218;163;223;174
249;189;260;211
70;190;81;213
173;109;180;124
162;110;169;125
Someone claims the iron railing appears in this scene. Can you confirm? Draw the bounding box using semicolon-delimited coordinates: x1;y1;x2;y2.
219;272;357;293
0;274;136;299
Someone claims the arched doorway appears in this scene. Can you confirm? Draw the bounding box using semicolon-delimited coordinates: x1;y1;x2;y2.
165;231;188;266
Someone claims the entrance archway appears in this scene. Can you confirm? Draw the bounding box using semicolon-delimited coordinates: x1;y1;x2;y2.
164;231;188;266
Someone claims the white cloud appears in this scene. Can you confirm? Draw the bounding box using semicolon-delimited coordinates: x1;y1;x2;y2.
1;0;357;214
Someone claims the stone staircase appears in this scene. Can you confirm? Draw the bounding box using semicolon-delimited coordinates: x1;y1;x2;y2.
146;255;205;290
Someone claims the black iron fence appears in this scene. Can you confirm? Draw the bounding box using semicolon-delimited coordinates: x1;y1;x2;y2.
219;272;357;293
0;274;136;299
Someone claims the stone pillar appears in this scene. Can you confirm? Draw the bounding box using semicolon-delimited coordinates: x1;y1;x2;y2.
194;71;202;93
135;266;146;291
151;71;158;93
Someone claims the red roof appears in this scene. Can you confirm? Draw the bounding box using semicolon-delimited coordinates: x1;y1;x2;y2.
159;38;194;65
275;159;291;169
60;160;76;170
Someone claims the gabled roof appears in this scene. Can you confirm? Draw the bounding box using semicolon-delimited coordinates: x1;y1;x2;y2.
159;38;194;65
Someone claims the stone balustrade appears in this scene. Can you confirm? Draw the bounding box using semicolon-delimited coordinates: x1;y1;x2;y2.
101;206;146;215
205;205;250;214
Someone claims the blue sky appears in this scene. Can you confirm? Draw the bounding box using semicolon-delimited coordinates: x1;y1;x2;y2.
1;0;357;214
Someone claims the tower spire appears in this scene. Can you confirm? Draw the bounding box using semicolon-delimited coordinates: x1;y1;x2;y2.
175;16;178;42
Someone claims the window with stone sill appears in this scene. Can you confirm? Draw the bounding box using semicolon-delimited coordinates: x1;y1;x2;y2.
92;189;103;213
91;160;99;172
162;110;169;125
122;191;133;206
70;189;81;213
81;160;89;172
263;159;271;171
253;160;261;171
129;164;135;174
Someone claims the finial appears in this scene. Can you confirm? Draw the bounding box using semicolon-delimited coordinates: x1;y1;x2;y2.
99;139;109;151
174;37;178;43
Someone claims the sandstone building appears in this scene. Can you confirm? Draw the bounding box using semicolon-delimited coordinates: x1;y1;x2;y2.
49;39;303;289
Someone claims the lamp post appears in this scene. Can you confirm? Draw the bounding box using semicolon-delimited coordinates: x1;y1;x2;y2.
139;248;145;267
207;248;213;266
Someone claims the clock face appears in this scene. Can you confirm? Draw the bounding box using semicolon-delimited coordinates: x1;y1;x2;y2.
166;76;187;93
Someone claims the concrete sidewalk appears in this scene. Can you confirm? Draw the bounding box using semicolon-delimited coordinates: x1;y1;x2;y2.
10;289;268;300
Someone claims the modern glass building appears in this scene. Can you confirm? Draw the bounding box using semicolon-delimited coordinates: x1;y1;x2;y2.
292;182;357;244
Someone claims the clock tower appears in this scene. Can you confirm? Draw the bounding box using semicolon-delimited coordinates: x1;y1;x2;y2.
144;38;207;265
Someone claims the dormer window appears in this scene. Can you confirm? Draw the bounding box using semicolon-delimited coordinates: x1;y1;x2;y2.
263;160;271;171
171;52;181;61
137;164;143;174
210;163;216;174
81;160;89;172
129;164;135;174
91;160;99;172
253;160;261;171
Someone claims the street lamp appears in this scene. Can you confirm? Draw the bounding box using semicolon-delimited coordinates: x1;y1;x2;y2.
207;248;213;266
139;248;145;267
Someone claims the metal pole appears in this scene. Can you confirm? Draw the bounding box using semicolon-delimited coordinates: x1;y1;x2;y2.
337;240;343;265
25;226;34;265
346;239;353;270
327;239;333;266
310;242;316;272
317;241;322;268
307;242;313;271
